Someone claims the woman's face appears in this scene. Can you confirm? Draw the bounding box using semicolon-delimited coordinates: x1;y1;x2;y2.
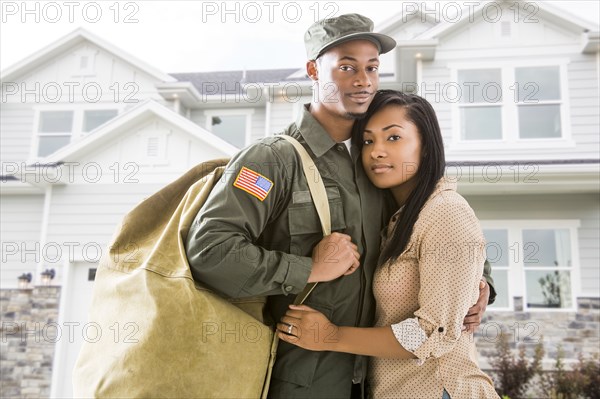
361;104;422;191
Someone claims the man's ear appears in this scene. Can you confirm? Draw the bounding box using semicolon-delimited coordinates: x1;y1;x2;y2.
306;60;318;81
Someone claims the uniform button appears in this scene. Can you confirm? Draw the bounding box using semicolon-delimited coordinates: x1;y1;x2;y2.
285;285;293;292
438;327;444;333
352;377;360;384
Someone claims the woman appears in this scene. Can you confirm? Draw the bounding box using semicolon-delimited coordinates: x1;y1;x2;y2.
277;90;499;399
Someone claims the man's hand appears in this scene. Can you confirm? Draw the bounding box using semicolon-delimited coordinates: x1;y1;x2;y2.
308;233;360;283
463;279;490;333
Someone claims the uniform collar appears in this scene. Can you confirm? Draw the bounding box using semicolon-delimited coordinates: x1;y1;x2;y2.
295;103;337;158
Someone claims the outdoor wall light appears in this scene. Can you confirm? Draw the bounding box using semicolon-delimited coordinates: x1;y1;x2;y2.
17;273;32;289
41;269;56;286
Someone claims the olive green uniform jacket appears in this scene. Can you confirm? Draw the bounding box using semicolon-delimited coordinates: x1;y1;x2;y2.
185;105;495;398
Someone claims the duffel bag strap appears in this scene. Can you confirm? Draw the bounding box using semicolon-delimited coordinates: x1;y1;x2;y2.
279;135;332;306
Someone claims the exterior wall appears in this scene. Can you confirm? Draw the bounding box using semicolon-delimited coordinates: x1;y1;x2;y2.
0;40;166;163
0;103;35;162
269;97;298;134
568;53;600;158
0;195;45;289
43;183;163;286
418;1;600;162
467;193;600;296
476;297;600;371
0;287;60;399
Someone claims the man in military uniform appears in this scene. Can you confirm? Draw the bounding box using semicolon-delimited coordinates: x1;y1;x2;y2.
185;14;495;398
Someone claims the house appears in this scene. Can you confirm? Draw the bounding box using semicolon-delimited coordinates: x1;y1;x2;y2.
0;1;598;397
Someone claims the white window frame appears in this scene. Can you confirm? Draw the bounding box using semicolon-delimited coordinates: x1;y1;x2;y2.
30;104;123;160
34;109;75;159
481;220;581;313
204;108;254;148
449;58;573;151
481;227;514;312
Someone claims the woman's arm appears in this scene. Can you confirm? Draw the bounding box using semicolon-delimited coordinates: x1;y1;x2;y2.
278;304;416;359
278;196;486;361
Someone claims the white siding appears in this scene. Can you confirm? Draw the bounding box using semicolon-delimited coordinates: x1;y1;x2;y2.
269;98;297;134
2;40;165;163
568;54;600;158
59;115;231;184
466;193;600;296
0;103;35;162
0;194;44;289
419;10;600;160
250;106;266;143
44;183;163;285
420;59;453;146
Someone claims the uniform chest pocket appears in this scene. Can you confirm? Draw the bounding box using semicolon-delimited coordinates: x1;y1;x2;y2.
287;186;347;256
288;186;347;235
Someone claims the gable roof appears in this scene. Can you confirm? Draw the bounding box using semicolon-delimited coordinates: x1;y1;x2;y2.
416;0;599;40
41;100;238;163
170;68;309;94
376;6;441;36
1;27;176;82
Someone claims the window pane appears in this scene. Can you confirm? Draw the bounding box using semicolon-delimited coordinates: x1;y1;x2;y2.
526;270;572;308
39;111;73;133
518;104;561;139
488;270;509;309
483;229;509;266
515;66;560;102
38;135;71;156
523;229;571;267
458;69;502;103
210;114;246;148
83;109;118;132
460;107;502;140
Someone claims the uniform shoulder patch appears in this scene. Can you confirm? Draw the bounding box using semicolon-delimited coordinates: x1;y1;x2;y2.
233;166;274;202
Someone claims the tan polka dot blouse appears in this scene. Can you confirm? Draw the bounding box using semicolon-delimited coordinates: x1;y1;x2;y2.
369;178;499;399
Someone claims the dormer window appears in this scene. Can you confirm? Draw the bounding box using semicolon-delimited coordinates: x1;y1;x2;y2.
34;108;119;158
37;111;74;157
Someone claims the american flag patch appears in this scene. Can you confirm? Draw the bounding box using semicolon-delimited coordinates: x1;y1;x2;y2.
233;167;274;202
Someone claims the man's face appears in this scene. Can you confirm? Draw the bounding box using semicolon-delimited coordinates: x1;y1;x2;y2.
313;39;380;120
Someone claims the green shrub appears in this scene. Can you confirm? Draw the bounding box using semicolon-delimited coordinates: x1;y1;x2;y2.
540;348;600;399
491;332;544;398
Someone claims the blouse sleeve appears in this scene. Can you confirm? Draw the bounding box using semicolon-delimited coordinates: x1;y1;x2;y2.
390;198;486;363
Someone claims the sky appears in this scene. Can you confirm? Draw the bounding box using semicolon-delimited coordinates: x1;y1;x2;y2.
1;0;599;74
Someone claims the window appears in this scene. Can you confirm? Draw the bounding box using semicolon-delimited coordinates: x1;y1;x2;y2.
34;108;119;157
523;229;573;308
482;221;579;312
515;66;561;139
458;69;502;140
452;62;568;147
37;111;74;157
83;109;118;133
204;109;253;148
483;229;510;310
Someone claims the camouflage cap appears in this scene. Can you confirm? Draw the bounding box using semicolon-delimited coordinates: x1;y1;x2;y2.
304;13;396;60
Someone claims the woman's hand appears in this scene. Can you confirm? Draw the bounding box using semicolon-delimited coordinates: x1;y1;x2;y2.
276;305;340;351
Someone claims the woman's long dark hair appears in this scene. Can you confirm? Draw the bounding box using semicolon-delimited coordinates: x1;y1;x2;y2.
352;90;446;266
